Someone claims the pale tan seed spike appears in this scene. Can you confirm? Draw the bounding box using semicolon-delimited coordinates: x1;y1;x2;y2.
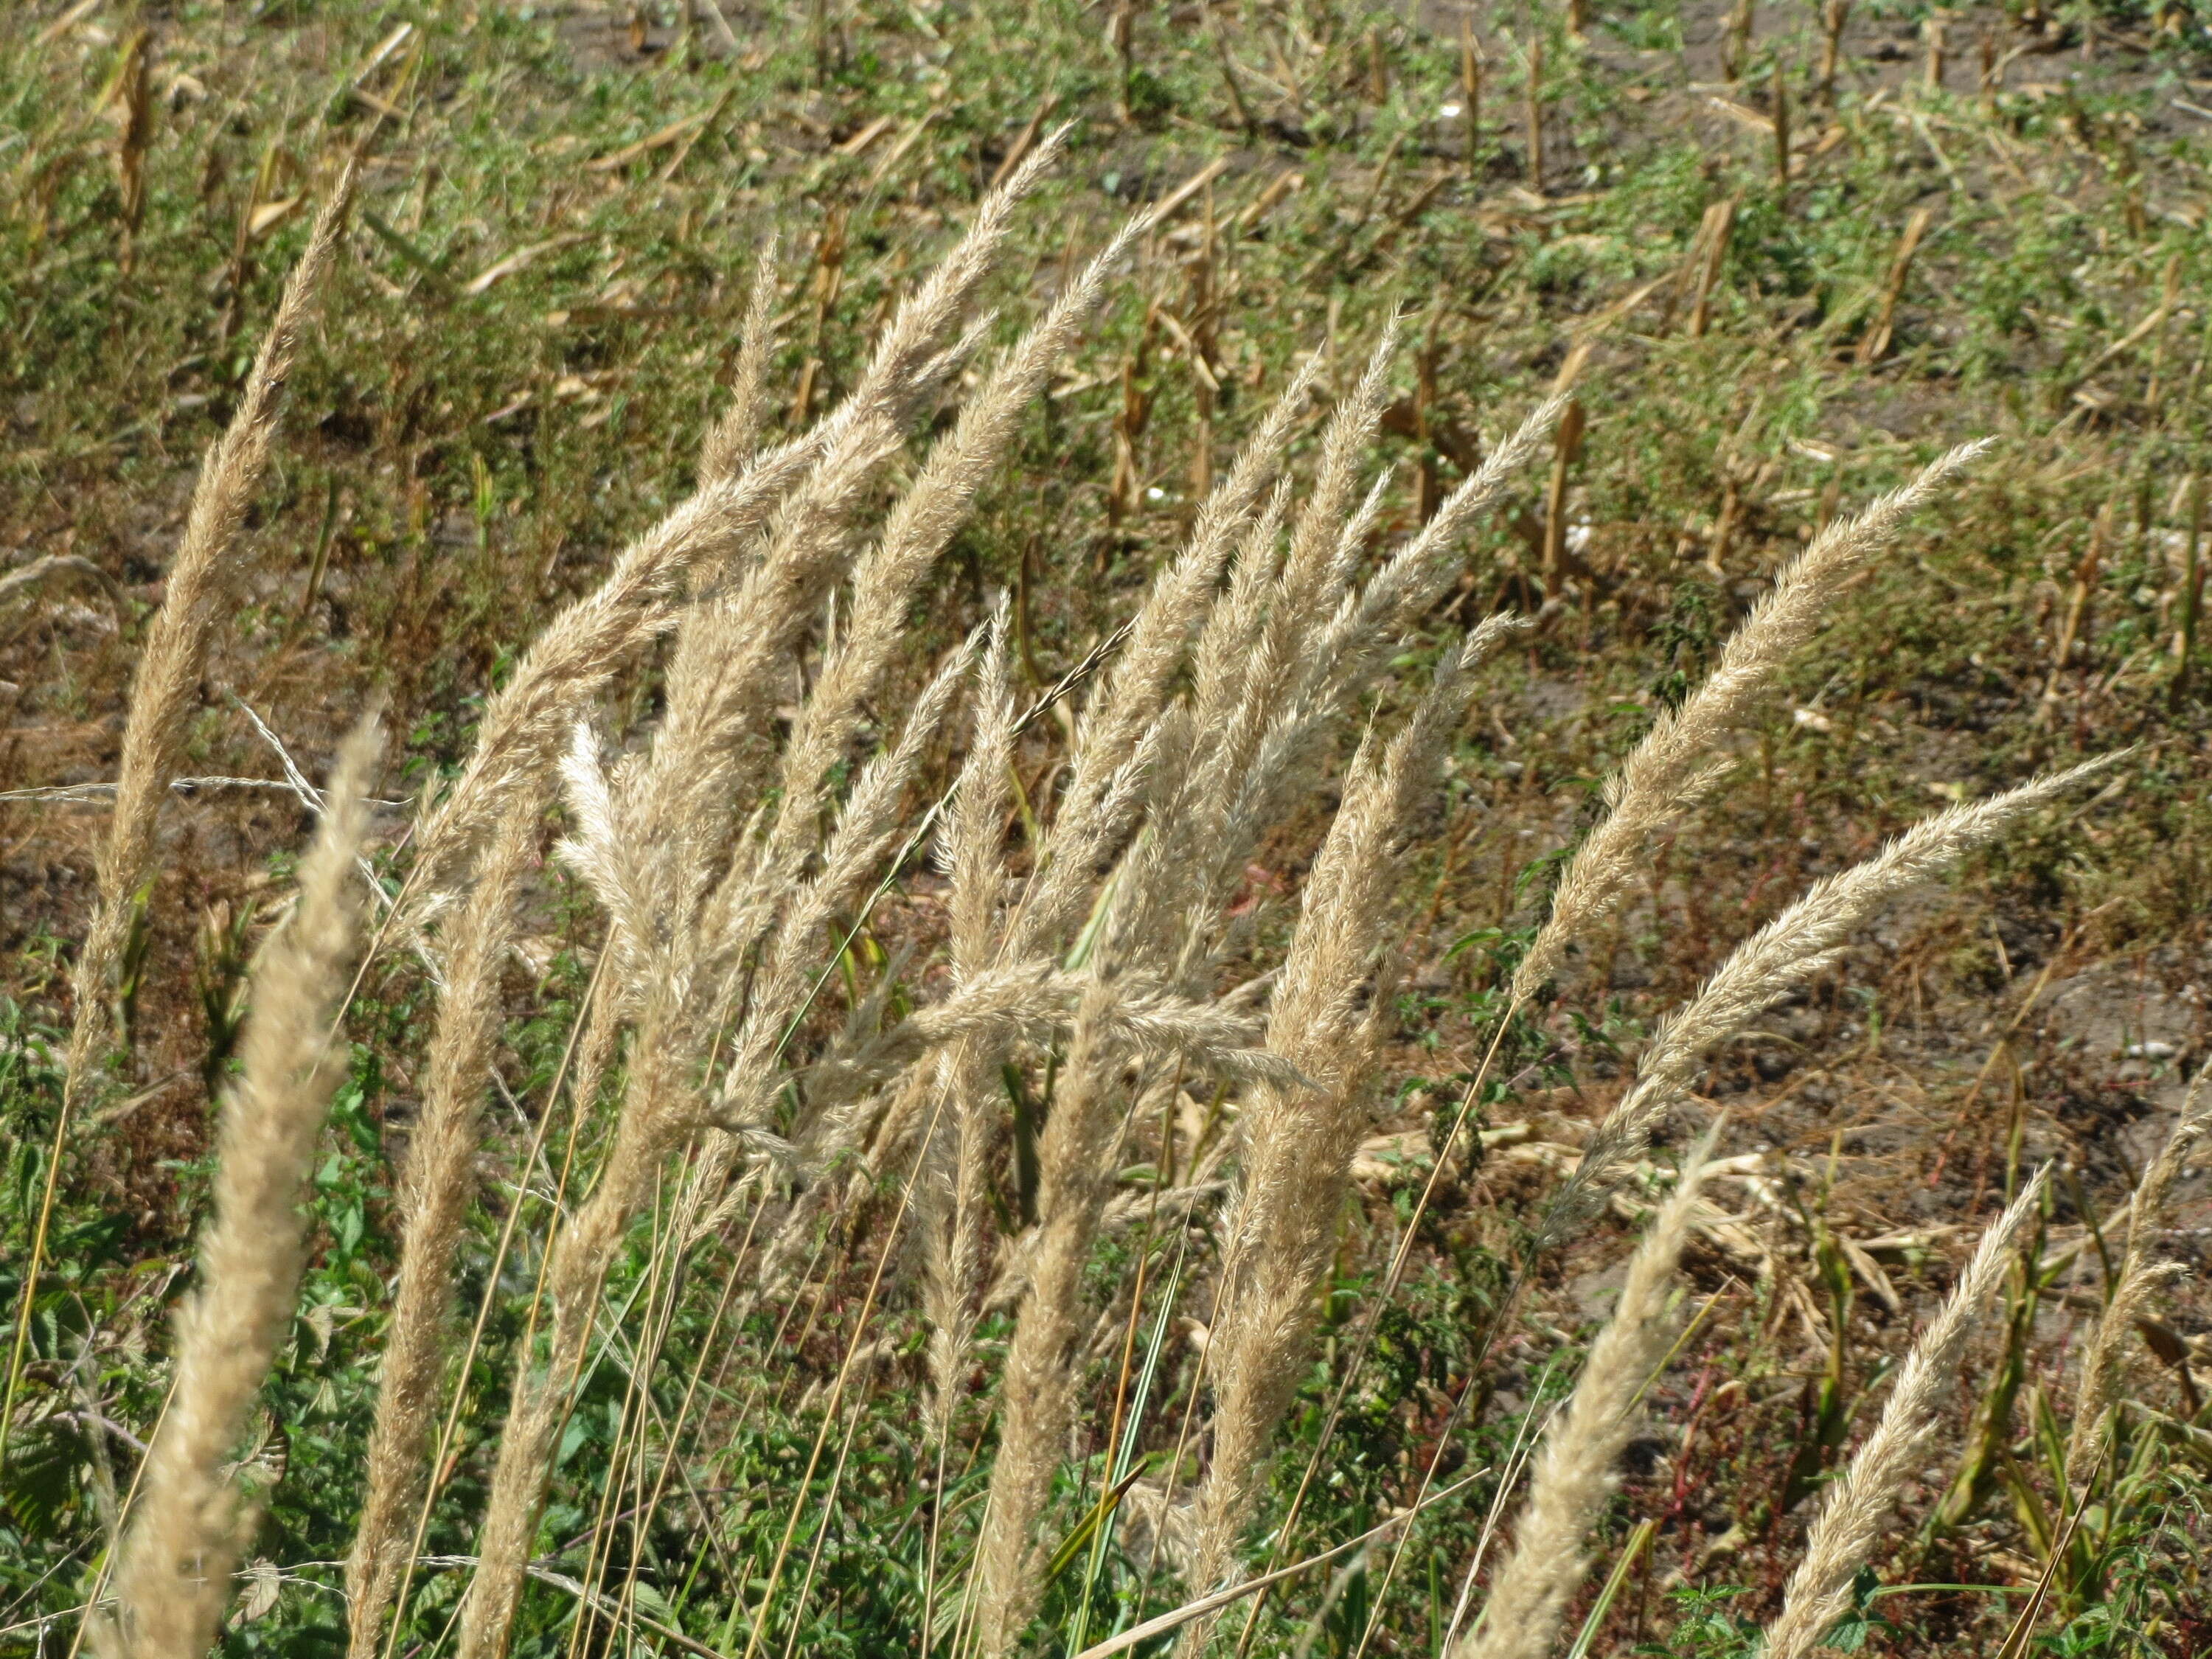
456;640;975;1659
1057;345;1325;815
63;161;358;1107
919;605;1020;1434
949;601;1018;978
1277;318;1402;628
345;806;539;1659
1454;1124;1725;1659
613;411;907;925
970;975;1128;1658
1111;479;1298;958
405;433;843;899
699;234;783;488
1763;1169;2049;1659
667;621;980;1252
972;506;1378;1649
1189;331;1397;855
1186;464;1402;922
732;209;1152;945
2065;1059;2212;1480
409;133;1068;894
1190;395;1559;942
1312;391;1568;669
1230;395;1560;852
712;638;978;1062
1543;753;2121;1248
97;720;380;1659
1181;621;1522;1638
1514;440;1993;1001
1008;349;1325;967
798;966;1291;1112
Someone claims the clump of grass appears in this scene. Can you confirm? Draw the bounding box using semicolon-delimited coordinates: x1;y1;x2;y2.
344;807;536;1656
34;105;2180;1659
1189;616;1526;1618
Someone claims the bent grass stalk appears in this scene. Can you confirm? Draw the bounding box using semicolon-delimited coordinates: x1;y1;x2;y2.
1451;1126;1724;1659
3;164;359;1476
347;809;539;1658
1513;439;1993;999
372;947;609;1659
1763;1170;2051;1659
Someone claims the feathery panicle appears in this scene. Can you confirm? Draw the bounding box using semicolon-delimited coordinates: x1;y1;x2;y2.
1183;476;1295;773
1308;392;1566;681
410;137;1064;894
1323;465;1398;601
1045;347;1324;852
737;211;1148;922
1000;352;1326;978
948;604;1018;976
972;975;1130;1658
973;497;1436;1643
1277;321;1402;628
1192;395;1559;917
552;720;652;987
801;965;1292;1123
1172;329;1401;908
1456;1125;1724;1659
1105;481;1295;960
1190;464;1400;910
699;236;783;487
458;641;972;1659
613;414;908;919
99;720;380;1659
835;127;1070;425
2065;1060;2212;1481
923;608;1019;1429
347;808;538;1659
1185;621;1521;1618
65;163;358;1102
406;434;847;897
707;636;975;1044
1543;753;2121;1249
920;1044;999;1433
1764;1169;2048;1659
1514;441;1992;999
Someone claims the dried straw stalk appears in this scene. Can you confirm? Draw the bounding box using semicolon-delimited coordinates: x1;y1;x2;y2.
64;164;361;1097
1186;619;1524;1616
